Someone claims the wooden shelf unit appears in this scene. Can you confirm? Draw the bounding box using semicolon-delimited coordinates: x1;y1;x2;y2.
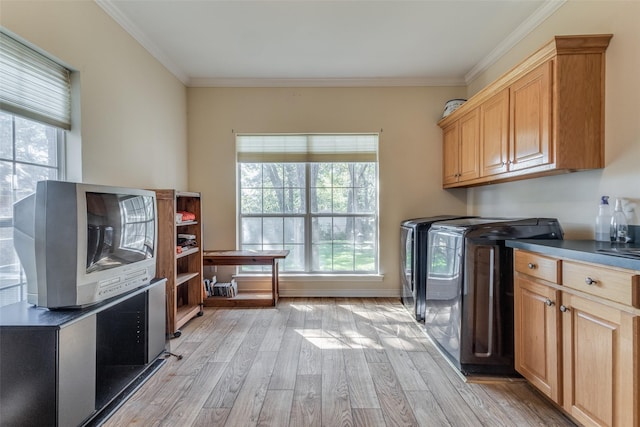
154;189;203;337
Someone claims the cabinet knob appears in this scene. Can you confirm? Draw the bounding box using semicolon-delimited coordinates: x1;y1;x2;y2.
527;263;536;269
584;277;597;285
545;299;555;307
560;305;570;313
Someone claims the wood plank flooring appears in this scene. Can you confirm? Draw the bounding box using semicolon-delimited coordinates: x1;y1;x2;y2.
104;298;575;426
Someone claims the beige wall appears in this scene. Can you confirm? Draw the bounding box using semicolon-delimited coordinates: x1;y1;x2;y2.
466;0;640;238
188;87;467;295
6;0;636;295
1;1;188;189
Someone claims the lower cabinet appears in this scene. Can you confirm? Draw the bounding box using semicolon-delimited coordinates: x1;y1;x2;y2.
514;276;561;402
561;293;638;427
514;249;639;427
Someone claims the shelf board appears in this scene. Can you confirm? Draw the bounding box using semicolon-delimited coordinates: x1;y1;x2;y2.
176;191;201;198
176;220;198;227
176;272;200;286
203;292;274;307
177;246;199;259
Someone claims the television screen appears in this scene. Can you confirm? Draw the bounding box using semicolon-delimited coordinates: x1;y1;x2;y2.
86;192;155;274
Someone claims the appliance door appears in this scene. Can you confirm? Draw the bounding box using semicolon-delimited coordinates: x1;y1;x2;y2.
424;229;464;365
413;227;430;321
460;239;513;369
400;226;414;309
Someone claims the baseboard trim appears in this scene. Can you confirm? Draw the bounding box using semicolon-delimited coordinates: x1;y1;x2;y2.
278;289;400;298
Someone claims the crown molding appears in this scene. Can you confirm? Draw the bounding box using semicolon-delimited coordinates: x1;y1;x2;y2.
97;0;565;89
465;0;566;84
188;77;466;88
95;0;190;85
95;0;463;88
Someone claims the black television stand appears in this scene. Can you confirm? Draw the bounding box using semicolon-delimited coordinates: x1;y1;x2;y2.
0;279;166;427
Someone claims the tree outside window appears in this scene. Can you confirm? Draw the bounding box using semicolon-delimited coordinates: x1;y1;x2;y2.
0;112;64;306
239;161;378;274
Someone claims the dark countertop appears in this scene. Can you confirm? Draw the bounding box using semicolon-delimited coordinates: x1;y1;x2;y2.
506;239;640;271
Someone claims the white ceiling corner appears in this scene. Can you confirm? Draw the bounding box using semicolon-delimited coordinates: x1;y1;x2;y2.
95;0;190;85
464;0;566;84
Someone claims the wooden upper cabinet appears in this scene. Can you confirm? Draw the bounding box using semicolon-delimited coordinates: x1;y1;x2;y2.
438;34;612;188
442;109;480;185
458;109;481;182
480;89;510;177
509;61;552;172
442;121;460;185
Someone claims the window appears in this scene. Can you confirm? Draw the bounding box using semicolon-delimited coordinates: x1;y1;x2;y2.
237;134;378;274
0;113;65;306
0;31;70;306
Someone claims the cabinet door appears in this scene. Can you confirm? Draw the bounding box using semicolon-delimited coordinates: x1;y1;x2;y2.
514;276;561;403
480;89;509;177
458;109;480;182
561;293;638;427
442;121;460;185
59;314;96;427
509;61;552;171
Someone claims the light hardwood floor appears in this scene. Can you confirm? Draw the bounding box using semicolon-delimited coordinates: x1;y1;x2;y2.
104;298;575;426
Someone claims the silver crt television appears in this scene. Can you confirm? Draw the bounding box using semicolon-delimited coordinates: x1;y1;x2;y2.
13;180;157;309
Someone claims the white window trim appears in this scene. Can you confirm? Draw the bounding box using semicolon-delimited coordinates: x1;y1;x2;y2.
236;133;380;275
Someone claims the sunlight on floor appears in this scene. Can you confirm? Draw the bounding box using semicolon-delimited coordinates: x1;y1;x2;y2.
293;330;389;350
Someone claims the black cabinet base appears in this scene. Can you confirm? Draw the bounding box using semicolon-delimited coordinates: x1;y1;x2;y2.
83;358;165;427
0;279;166;427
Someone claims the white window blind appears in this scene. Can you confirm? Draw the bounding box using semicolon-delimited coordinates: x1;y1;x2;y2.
236;134;378;163
0;31;71;130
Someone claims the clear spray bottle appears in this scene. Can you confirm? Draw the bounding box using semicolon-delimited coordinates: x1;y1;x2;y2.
610;198;629;243
595;196;611;242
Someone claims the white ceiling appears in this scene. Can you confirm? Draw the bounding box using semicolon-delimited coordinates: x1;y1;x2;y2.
97;0;565;87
